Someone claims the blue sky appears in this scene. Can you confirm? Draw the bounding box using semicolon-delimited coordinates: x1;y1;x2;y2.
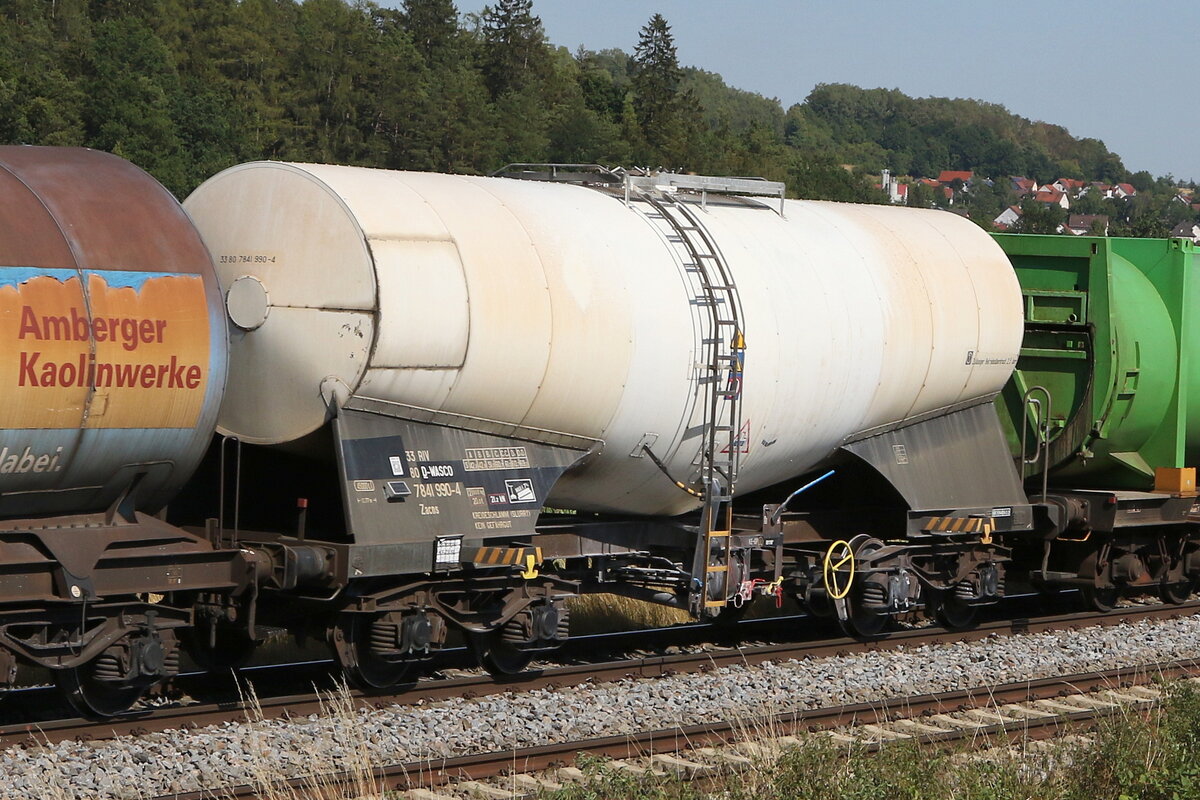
452;1;1200;182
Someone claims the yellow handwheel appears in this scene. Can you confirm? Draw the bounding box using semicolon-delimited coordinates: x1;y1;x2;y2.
823;539;855;600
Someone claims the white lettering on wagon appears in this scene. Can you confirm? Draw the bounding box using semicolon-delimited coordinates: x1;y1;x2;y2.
0;445;64;474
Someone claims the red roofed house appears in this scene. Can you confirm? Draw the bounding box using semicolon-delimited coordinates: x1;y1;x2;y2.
1113;183;1137;198
1053;178;1087;197
1033;187;1070;209
1011;176;1037;194
937;170;973;185
1082;182;1113;199
994;205;1022;229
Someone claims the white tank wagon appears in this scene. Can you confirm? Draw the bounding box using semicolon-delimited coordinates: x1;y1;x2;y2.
184;163;1023;517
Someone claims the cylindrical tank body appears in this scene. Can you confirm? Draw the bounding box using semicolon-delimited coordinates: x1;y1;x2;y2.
0;147;227;516
185;163;1022;516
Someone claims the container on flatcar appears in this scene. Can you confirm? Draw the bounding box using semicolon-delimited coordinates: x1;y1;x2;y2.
185;163;1023;516
995;234;1200;488
0;147;228;516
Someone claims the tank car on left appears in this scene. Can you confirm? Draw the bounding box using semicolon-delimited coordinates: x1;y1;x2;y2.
0;147;255;717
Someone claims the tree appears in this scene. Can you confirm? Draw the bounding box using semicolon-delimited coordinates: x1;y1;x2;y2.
403;0;460;66
479;0;547;97
630;13;680;149
1012;199;1065;235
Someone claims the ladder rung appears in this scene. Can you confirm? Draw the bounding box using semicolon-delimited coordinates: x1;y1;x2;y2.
716;319;738;326
705;565;728;573
704;600;728;609
707;530;731;537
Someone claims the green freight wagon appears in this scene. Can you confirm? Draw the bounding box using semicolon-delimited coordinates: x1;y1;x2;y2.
993;234;1200;490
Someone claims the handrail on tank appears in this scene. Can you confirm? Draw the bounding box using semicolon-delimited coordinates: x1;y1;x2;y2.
490;163;623;183
1020;386;1053;503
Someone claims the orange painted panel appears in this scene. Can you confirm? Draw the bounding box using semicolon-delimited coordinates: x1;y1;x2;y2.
0;268;211;430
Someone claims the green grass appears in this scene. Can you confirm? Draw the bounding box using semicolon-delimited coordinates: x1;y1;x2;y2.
546;681;1200;800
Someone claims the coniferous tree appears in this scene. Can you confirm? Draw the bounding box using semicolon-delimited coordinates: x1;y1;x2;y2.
630;13;680;149
403;0;460;66
479;0;547;97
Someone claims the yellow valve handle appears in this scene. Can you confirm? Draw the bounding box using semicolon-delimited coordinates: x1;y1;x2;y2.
823;539;855;600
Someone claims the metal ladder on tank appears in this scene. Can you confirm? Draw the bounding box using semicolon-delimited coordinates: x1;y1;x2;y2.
632;186;747;614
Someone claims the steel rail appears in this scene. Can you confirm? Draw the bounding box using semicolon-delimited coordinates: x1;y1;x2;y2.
6;600;1196;751
162;657;1200;800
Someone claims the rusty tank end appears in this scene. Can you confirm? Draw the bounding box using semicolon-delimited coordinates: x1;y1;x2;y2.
0;148;247;719
0;146;227;517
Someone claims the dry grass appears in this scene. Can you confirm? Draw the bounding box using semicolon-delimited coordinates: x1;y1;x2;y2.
566;594;692;634
236;681;389;800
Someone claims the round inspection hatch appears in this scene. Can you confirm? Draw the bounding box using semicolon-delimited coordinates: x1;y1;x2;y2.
226;275;270;331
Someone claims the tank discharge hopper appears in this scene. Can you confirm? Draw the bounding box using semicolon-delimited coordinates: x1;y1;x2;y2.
185;163;1023;516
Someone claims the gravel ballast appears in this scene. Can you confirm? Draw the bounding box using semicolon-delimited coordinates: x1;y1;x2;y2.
6;613;1200;799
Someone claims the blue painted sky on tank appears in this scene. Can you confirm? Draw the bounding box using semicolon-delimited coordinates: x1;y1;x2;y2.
0;267;179;291
443;0;1200;182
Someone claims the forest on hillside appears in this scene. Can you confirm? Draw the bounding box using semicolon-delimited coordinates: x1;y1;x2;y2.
1;0;1193;236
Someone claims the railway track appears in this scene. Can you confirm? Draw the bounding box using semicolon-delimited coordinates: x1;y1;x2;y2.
4;598;1196;752
160;656;1200;800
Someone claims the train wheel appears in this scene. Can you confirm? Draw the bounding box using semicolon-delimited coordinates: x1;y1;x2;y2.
842;601;889;637
932;593;977;630
469;631;533;677
1080;584;1119;613
331;614;412;691
838;536;890;638
1160;578;1193;605
57;661;147;719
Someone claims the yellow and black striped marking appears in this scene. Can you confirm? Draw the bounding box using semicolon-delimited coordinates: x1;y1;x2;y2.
472;546;543;568
921;516;996;538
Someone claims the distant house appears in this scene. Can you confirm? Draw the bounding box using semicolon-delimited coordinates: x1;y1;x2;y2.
1113;183;1137;198
1063;214;1109;235
1170;221;1200;243
994;205;1022;229
1011;176;1037;193
917;178;941;187
1081;182;1114;199
937;170;974;186
1033;187;1070;209
1053;178;1087;197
